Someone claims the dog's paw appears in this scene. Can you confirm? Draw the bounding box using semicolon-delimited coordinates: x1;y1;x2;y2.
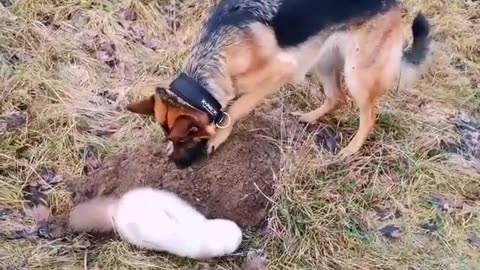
291;111;318;124
206;143;216;155
337;146;358;159
206;126;233;155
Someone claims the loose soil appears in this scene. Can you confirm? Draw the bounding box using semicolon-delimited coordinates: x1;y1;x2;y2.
65;114;281;229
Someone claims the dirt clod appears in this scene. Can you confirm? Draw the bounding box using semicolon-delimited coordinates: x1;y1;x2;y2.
66;116;280;229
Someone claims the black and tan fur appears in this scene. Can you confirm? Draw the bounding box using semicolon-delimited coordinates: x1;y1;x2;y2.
127;0;433;168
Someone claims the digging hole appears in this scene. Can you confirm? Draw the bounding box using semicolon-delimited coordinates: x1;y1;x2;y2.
65;115;281;229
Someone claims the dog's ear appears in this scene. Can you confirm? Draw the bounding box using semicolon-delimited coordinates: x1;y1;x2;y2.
126;95;155;115
169;114;216;140
169;115;199;140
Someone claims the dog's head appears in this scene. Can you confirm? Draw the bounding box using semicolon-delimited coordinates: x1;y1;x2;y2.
126;89;216;169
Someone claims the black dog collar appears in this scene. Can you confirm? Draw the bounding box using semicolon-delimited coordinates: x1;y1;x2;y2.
169;72;225;125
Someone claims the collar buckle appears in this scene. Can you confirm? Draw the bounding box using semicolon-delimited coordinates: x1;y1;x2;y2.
215;112;231;129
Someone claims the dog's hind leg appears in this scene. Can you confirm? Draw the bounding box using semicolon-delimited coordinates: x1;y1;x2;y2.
293;45;346;123
336;8;404;157
338;38;402;157
338;73;380;158
293;68;346;123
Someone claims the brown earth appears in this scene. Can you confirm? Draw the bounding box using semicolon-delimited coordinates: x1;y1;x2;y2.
65;114;281;229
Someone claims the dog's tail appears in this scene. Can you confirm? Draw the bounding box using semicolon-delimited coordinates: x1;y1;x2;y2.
68;197;118;233
398;12;433;90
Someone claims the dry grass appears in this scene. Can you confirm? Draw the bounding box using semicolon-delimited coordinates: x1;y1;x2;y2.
1;0;479;269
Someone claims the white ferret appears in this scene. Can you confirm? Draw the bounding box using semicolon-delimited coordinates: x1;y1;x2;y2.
68;187;242;259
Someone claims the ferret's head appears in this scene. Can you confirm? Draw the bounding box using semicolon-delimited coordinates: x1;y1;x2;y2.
201;219;243;258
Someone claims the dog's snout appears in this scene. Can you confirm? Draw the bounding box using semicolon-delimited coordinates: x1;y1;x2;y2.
172;157;195;169
169;139;208;169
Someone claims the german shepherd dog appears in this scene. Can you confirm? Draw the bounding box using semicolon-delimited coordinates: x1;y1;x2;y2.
127;0;433;168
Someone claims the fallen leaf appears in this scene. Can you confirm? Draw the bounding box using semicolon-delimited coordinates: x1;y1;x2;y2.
457;204;479;219
242;249;267;270
0;111;27;132
22;185;47;207
453;111;480;161
0;205;55;240
0;208;36;239
467;233;480;247
78;30;99;52
374;205;402;221
159;4;181;34
142;36;158;51
313;126;338;154
420;220;438;232
119;8;137;21
431;195;465;213
440;139;462;155
36;167;62;190
0;0;12;7
70;10;89;28
79;146;102;175
36;219;52;239
88;128;115;138
456;112;480;132
8;229;36;239
380;224;402;239
97;89;118;102
15;145;34;159
255;222;272;237
88;264;101;270
96;41;118;68
193;264;212;270
118;20;158;51
431;196;448;210
0;207;12;218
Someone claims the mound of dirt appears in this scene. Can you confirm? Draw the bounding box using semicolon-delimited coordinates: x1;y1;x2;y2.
66;115;281;229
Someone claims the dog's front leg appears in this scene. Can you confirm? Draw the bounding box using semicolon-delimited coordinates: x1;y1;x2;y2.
207;52;297;153
206;93;268;153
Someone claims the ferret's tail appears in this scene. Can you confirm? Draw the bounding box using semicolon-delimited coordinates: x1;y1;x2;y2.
68;197;118;233
398;12;433;90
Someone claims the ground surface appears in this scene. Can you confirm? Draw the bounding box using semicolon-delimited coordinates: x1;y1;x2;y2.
67;115;280;229
1;0;480;269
